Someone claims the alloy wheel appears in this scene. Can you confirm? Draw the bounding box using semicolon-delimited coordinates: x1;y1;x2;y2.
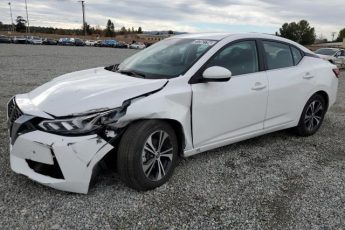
141;130;173;181
304;100;323;131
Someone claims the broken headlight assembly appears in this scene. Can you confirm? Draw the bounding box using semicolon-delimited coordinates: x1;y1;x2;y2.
38;108;124;135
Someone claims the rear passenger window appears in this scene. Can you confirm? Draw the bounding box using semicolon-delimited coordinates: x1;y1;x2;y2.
291;46;303;64
263;41;294;70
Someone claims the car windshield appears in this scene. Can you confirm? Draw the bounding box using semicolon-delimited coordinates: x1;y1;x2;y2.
315;48;338;56
117;38;217;79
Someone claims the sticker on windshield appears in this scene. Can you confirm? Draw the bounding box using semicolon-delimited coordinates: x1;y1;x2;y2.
192;40;217;46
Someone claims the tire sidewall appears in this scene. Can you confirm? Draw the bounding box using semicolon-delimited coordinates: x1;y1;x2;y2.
126;121;179;190
298;94;326;136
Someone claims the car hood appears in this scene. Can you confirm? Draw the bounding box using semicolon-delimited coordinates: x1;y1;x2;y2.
27;67;168;117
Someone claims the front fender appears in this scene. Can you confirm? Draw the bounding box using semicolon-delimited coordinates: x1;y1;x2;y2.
117;79;193;153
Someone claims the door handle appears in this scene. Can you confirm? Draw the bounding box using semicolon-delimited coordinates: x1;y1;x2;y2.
303;72;314;79
252;82;266;90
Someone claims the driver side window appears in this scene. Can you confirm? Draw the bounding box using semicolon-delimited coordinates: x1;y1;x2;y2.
206;41;259;76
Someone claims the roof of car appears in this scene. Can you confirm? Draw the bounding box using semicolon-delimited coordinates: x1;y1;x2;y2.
174;32;291;41
172;32;313;54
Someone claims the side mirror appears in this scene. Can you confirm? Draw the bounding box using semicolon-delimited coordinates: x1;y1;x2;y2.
202;66;232;82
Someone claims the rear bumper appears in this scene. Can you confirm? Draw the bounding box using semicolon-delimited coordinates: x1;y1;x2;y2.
10;130;114;194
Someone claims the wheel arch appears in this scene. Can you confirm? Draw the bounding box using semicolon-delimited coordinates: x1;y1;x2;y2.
162;119;186;157
314;90;329;111
127;119;186;157
108;118;186;158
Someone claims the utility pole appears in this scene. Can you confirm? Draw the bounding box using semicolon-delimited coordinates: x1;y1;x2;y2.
78;1;86;37
8;2;14;32
24;0;30;35
331;32;336;42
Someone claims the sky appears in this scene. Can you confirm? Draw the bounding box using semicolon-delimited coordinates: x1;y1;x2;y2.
0;0;344;40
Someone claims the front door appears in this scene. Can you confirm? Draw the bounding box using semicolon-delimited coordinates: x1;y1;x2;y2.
191;40;268;148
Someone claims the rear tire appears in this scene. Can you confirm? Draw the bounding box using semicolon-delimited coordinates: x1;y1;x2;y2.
117;120;179;191
294;94;326;136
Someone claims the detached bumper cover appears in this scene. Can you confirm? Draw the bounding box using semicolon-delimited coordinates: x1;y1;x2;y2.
10;131;113;194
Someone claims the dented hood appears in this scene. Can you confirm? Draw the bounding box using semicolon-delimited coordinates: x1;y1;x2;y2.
27;67;168;116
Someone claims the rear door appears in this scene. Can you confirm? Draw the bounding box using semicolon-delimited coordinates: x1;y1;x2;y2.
262;40;315;129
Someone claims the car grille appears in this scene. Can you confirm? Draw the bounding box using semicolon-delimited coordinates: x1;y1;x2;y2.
7;98;23;130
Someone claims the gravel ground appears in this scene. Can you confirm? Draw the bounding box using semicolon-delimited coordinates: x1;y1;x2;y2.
0;44;345;229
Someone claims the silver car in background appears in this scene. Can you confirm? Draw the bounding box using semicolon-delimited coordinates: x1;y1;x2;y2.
28;36;43;45
315;48;345;68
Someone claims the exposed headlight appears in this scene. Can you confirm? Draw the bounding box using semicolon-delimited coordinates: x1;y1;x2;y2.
39;108;122;135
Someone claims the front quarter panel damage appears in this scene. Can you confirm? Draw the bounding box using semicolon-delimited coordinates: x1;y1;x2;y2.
117;79;193;152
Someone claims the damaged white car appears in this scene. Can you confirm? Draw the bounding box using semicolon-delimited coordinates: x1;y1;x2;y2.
8;33;339;194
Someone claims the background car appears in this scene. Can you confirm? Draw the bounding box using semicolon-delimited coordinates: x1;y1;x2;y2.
85;40;96;46
27;36;43;45
0;35;12;43
74;38;85;46
129;42;146;49
58;38;75;46
42;38;58;45
114;41;128;48
13;36;28;44
314;48;345;68
100;39;118;47
94;40;103;47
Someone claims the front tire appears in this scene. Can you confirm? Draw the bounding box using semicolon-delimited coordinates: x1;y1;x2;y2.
294;94;326;136
117;120;179;191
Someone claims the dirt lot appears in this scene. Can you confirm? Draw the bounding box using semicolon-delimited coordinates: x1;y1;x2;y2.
0;44;344;229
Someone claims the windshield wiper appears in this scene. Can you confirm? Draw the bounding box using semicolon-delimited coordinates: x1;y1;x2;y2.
117;70;146;78
104;64;119;72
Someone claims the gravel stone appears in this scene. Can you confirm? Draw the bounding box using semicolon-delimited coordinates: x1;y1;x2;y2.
0;44;344;229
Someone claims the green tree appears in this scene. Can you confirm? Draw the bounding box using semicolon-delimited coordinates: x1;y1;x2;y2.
138;27;143;34
105;19;115;37
120;26;127;35
111;22;115;36
83;22;93;35
336;28;345;42
15;16;26;32
168;30;174;35
278;20;316;45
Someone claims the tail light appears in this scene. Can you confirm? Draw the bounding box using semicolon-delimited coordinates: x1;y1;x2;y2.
333;68;340;78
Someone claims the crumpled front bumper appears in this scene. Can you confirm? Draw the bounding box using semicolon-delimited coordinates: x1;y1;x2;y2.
10;130;114;194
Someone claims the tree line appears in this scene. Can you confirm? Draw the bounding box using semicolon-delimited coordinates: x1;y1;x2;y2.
0;17;143;37
277;19;345;45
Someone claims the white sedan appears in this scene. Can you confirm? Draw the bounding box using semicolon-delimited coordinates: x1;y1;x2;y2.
8;33;339;193
85;40;97;46
129;42;146;49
